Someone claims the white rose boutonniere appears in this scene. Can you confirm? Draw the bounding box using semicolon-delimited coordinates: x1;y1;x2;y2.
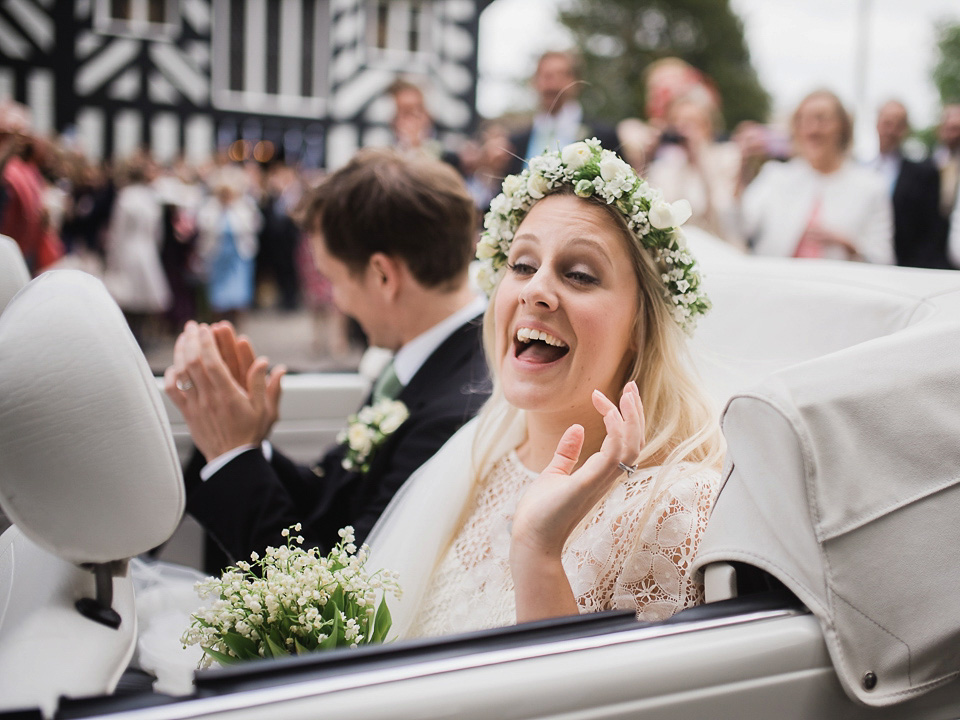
337;399;410;473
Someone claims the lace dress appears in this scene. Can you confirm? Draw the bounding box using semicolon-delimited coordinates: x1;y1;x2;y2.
409;452;721;638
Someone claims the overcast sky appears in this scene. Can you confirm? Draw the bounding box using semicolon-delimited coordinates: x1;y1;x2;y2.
476;0;960;156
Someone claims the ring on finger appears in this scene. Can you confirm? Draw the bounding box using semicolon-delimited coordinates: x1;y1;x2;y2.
618;461;639;477
176;377;194;392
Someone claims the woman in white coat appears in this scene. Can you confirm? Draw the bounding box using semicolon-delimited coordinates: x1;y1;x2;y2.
740;90;894;264
103;155;171;343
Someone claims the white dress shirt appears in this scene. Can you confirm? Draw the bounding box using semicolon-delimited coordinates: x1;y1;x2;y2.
869;152;901;196
526;101;585;162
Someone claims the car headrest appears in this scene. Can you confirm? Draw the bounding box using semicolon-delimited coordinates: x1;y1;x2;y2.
0;235;30;313
0;270;184;564
694;320;960;707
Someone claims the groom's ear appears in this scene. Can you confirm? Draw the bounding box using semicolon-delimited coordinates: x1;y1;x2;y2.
368;252;403;302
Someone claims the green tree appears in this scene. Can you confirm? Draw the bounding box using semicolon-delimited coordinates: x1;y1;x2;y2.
933;20;960;105
558;0;770;131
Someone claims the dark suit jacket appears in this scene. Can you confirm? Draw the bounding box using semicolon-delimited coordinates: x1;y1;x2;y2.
185;315;490;565
891;157;948;269
505;118;621;177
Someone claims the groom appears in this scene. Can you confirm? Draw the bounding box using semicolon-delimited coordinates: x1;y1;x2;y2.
165;148;490;567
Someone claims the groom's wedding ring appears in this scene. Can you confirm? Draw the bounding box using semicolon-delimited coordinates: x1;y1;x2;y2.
176;377;194;392
618;461;639;477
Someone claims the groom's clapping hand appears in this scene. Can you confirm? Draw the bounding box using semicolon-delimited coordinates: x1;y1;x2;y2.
164;321;286;462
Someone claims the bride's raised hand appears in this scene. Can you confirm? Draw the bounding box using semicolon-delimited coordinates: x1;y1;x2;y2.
512;381;645;561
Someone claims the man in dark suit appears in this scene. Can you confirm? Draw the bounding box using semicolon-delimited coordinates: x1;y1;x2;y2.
872;100;946;269
165;149;490;566
504;51;620;177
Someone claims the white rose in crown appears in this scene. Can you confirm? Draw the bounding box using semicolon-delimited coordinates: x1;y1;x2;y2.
488;193;511;217
475;262;502;295
476;235;499;260
599;154;632;184
527;172;551;199
338;399;410;473
648;199;693;229
502;174;524;198
561;141;593;171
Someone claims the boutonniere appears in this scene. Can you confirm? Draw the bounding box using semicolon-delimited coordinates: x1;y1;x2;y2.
337;399;410;473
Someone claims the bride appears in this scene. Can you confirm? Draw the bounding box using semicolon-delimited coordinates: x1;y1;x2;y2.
367;139;725;639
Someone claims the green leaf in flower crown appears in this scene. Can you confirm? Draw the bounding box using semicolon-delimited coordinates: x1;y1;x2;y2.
202;646;241;666
294;638;311;656
222;631;258;660
371;598;393;644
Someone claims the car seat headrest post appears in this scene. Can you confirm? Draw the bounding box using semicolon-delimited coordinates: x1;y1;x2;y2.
75;560;128;630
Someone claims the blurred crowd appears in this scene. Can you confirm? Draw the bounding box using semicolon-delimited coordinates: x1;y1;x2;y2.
2;51;959;355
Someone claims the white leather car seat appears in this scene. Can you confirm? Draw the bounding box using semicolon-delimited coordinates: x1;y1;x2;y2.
0;234;29;313
0;235;30;535
0;270;185;718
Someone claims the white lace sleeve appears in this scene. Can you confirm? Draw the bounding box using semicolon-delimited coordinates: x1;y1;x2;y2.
565;466;720;623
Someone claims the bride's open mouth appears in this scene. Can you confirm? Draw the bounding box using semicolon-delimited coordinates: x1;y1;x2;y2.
513;326;570;364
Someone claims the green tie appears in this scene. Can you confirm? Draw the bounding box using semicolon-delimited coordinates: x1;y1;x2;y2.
371;361;403;403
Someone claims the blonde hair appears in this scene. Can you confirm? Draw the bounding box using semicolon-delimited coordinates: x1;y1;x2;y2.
470;187;725;529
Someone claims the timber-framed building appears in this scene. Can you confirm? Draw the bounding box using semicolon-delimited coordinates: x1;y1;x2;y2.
0;0;492;167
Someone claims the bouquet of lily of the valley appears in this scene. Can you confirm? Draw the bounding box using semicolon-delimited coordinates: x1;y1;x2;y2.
182;525;400;668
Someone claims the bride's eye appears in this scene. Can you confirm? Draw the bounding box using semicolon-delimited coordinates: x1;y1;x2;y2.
566;269;599;286
507;261;536;276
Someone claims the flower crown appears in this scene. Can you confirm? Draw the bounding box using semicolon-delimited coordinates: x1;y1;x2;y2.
475;138;711;333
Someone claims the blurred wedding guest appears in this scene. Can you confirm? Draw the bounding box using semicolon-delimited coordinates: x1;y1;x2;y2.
102;154;171;344
730;120;790;193
644;57;720;130
616;117;661;178
934;104;960;246
647;94;745;247
257;162;302;311
504;50;618;175
870;100;945;268
463;122;514;217
934;105;960;212
740;90;893;263
0;102;61;275
37;141;68;239
60;153;113;261
196;164;261;324
296;231;353;360
389;79;460;171
155;158;204;329
947;180;960;269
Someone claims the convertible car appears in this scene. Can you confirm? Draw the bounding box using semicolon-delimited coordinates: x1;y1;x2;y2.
2;231;960;720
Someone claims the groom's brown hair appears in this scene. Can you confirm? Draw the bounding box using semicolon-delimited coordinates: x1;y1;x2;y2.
297;148;475;291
